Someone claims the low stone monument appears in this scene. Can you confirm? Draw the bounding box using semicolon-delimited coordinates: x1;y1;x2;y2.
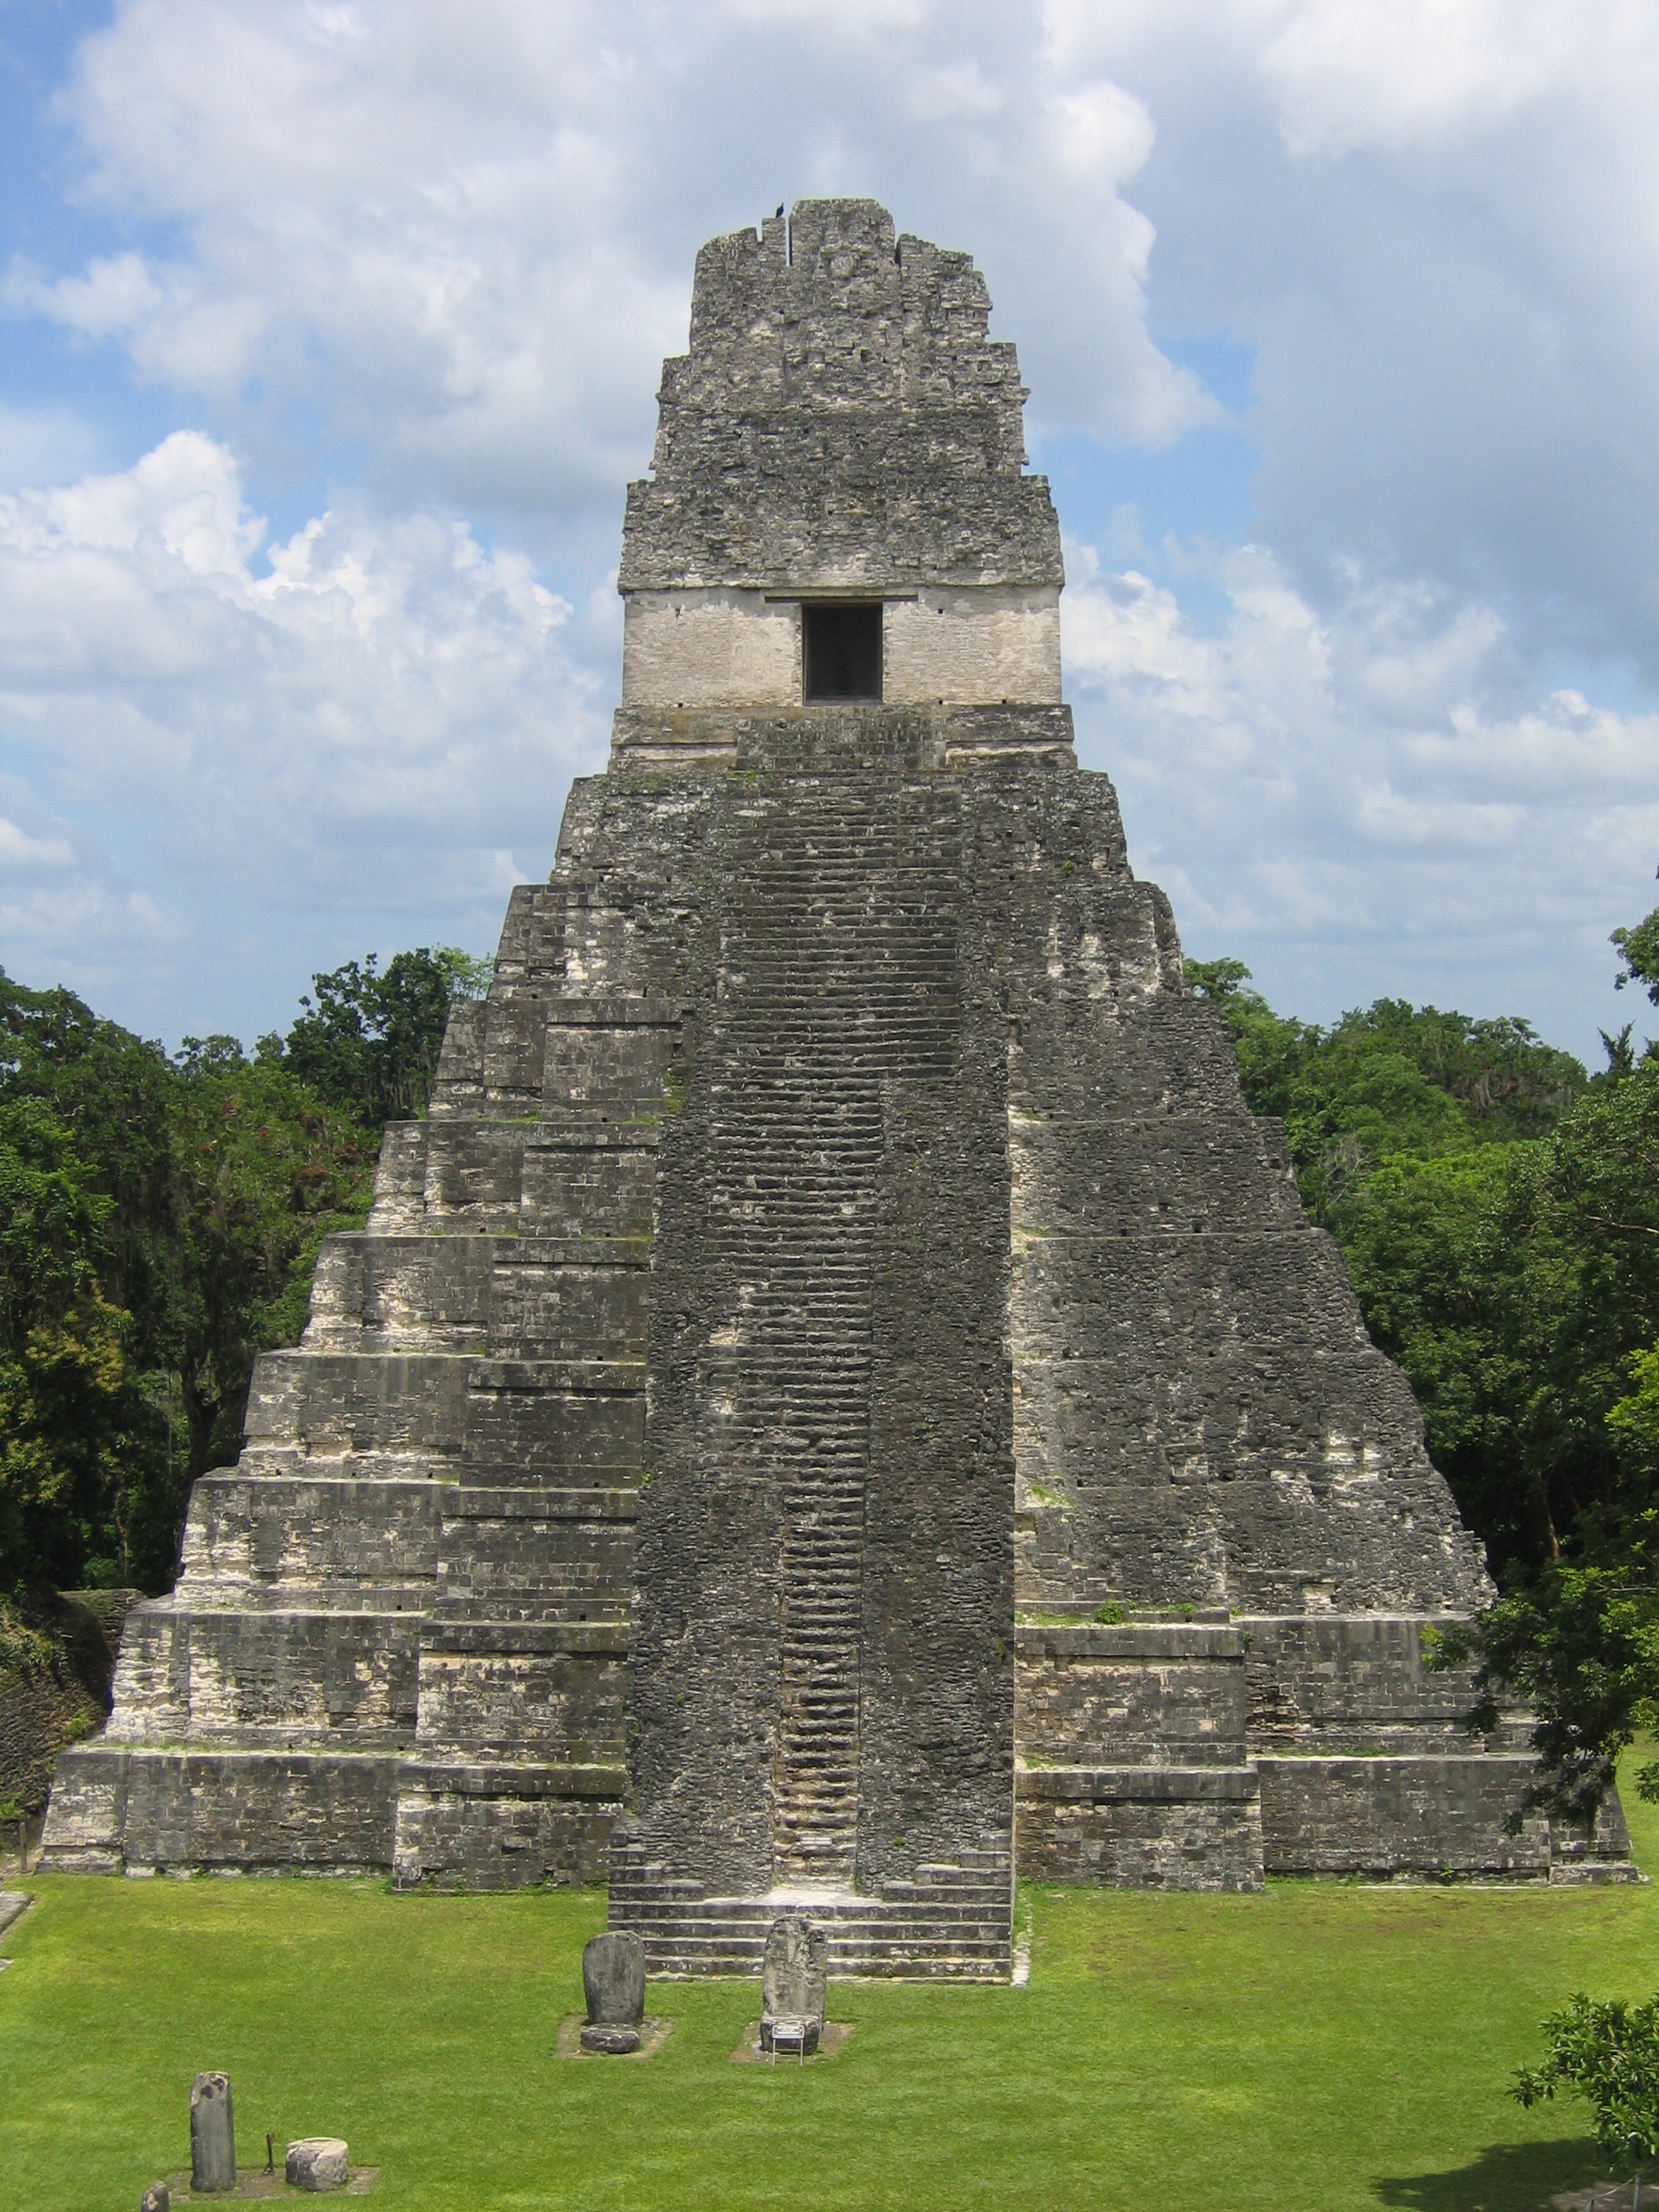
189;2072;234;2192
580;1930;646;2054
760;1918;827;2060
286;2138;349;2192
140;2184;170;2212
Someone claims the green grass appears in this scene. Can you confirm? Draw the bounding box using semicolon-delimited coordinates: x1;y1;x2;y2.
4;1755;1659;2211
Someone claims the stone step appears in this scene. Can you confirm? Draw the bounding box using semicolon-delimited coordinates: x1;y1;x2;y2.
609;1883;1011;1920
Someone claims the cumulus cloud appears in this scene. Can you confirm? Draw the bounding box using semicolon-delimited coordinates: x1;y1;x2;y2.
0;816;75;871
17;0;1210;529
0;432;607;1035
1048;79;1157;181
1035;1;1659;680
1256;0;1623;154
2;0;1656;1061
1062;533;1658;1057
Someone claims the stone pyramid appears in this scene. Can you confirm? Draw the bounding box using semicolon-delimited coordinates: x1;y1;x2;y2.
45;201;1633;1966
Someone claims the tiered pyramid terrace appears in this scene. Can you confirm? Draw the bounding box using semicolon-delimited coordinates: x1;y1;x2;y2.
44;201;1636;1959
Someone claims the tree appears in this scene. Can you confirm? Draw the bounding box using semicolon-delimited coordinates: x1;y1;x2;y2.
1;939;489;1609
1613;886;1659;1024
1194;915;1659;1828
0;971;376;1593
275;946;492;1128
1515;1991;1659;2185
162;1037;375;1498
1434;1568;1659;1828
0;982;172;1597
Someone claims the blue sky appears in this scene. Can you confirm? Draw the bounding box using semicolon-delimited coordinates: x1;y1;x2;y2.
1;0;1655;1065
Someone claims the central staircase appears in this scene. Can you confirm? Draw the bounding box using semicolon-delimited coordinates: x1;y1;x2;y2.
696;755;964;1889
614;727;1013;1967
608;1836;1012;1978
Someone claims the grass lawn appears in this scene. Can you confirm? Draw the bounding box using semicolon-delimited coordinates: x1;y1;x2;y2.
5;1755;1659;2211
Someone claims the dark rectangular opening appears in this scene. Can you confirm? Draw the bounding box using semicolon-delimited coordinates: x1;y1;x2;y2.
803;602;882;701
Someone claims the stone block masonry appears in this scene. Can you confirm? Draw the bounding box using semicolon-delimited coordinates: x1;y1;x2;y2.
45;198;1635;1945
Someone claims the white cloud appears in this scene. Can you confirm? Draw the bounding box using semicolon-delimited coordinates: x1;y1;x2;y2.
10;0;1212;511
0;433;607;1035
1048;79;1156;182
905;59;1005;120
0;818;75;871
1257;0;1635;155
1062;534;1659;1055
5;251;166;341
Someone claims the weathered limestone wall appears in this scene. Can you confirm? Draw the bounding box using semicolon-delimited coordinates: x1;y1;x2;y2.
621;591;799;707
42;1746;402;1874
884;588;1062;707
620;200;1062;599
627;713;1018;1897
620;587;1062;709
857;946;1016;1890
1013;1619;1264;1890
44;765;719;1885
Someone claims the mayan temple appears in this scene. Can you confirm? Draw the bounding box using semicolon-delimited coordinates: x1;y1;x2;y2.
44;201;1633;1966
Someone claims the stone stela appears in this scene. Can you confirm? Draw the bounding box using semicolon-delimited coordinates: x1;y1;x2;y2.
760;1918;829;2059
42;200;1636;1971
581;1930;647;2053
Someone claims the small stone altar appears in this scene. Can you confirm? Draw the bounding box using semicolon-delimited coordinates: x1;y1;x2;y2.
286;2139;349;2193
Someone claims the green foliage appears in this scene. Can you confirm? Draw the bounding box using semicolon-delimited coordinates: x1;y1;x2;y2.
0;1598;60;1679
1610;1347;1659;1485
1515;1990;1659;2169
0;945;487;1604
1614;896;1659;1014
1200;910;1659;1824
1435;1568;1659;1827
1190;960;1583;1214
274;946;492;1128
0;975;173;1597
